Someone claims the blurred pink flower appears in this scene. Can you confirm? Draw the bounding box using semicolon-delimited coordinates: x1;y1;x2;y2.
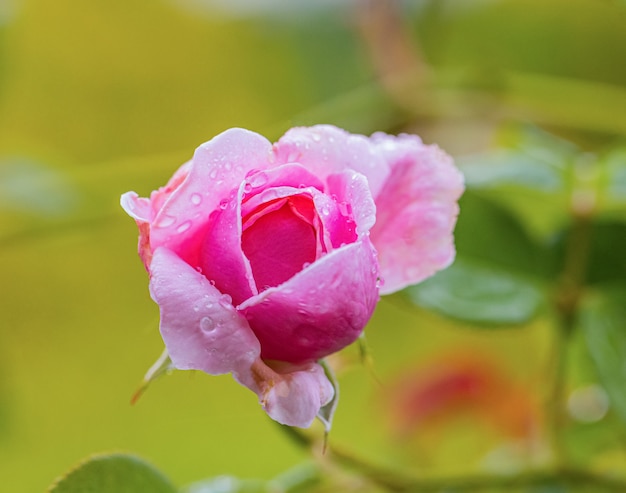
121;125;463;427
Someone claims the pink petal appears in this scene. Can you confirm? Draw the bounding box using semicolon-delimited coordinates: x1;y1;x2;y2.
202;164;326;304
149;129;274;267
120;192;153;223
239;238;379;363
242;196;318;291
274;125;391;196
149;247;261;375
200;187;257;306
369;134;464;294
325;170;376;237
233;359;334;428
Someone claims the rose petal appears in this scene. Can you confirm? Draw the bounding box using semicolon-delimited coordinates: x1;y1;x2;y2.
200;186;257;306
233;359;334;428
120;192;153;223
274;125;391;196
325;170;376;237
149;247;261;375
369;134;464;294
242;196;318;291
149;129;274;266
239;238;379;363
263;363;335;427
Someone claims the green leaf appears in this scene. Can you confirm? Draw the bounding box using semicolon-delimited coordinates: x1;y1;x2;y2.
454;192;554;277
458;125;573;240
183;476;265;493
551;220;626;286
599;147;626;220
48;453;176;493
269;463;322;493
407;257;544;326
580;287;626;428
407;191;548;326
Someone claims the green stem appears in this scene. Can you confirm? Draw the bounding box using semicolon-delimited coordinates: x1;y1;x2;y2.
280;425;626;492
548;183;594;463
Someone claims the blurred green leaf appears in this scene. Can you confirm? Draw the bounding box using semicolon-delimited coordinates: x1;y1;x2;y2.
268;463;322;493
407;257;544;326
48;453;176;493
183;476;265;493
600;147;626;220
580;286;626;428
407;192;548;325
459;150;563;192
454;192;553;277
586;222;626;285
459;125;574;239
551;221;626;286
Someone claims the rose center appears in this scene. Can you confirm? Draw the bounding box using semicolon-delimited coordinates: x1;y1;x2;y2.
241;195;319;292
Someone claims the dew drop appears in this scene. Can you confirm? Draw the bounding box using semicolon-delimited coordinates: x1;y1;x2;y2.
243;183;252;194
219;294;233;307
200;316;215;333
337;201;350;217
176;221;192;233
219;199;229;210
209;169;218;180
224;162;232;171
155;214;175;228
302;262;311;269
190;193;202;205
249;171;268;188
312;133;321;142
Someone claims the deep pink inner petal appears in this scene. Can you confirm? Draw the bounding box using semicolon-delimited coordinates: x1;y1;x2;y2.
242;197;318;291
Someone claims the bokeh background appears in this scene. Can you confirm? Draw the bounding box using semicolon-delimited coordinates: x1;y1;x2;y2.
1;0;625;491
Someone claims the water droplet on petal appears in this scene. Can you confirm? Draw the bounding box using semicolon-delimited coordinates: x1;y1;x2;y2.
249;172;268;188
302;262;311;269
156;214;175;228
177;221;192;233
209;169;218;179
224;162;232;171
219;294;233;307
312;133;321;142
200;316;215;333
243;183;252;194
190;193;202;205
219;199;229;210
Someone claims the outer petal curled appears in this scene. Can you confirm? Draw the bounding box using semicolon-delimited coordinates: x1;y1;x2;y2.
149;247;261;375
369;134;464;294
233;359;334;428
274;125;391;196
149;129;275;267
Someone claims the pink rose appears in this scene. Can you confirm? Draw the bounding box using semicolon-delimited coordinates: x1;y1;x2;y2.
121;125;463;428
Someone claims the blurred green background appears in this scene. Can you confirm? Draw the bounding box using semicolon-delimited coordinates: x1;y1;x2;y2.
1;0;626;491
